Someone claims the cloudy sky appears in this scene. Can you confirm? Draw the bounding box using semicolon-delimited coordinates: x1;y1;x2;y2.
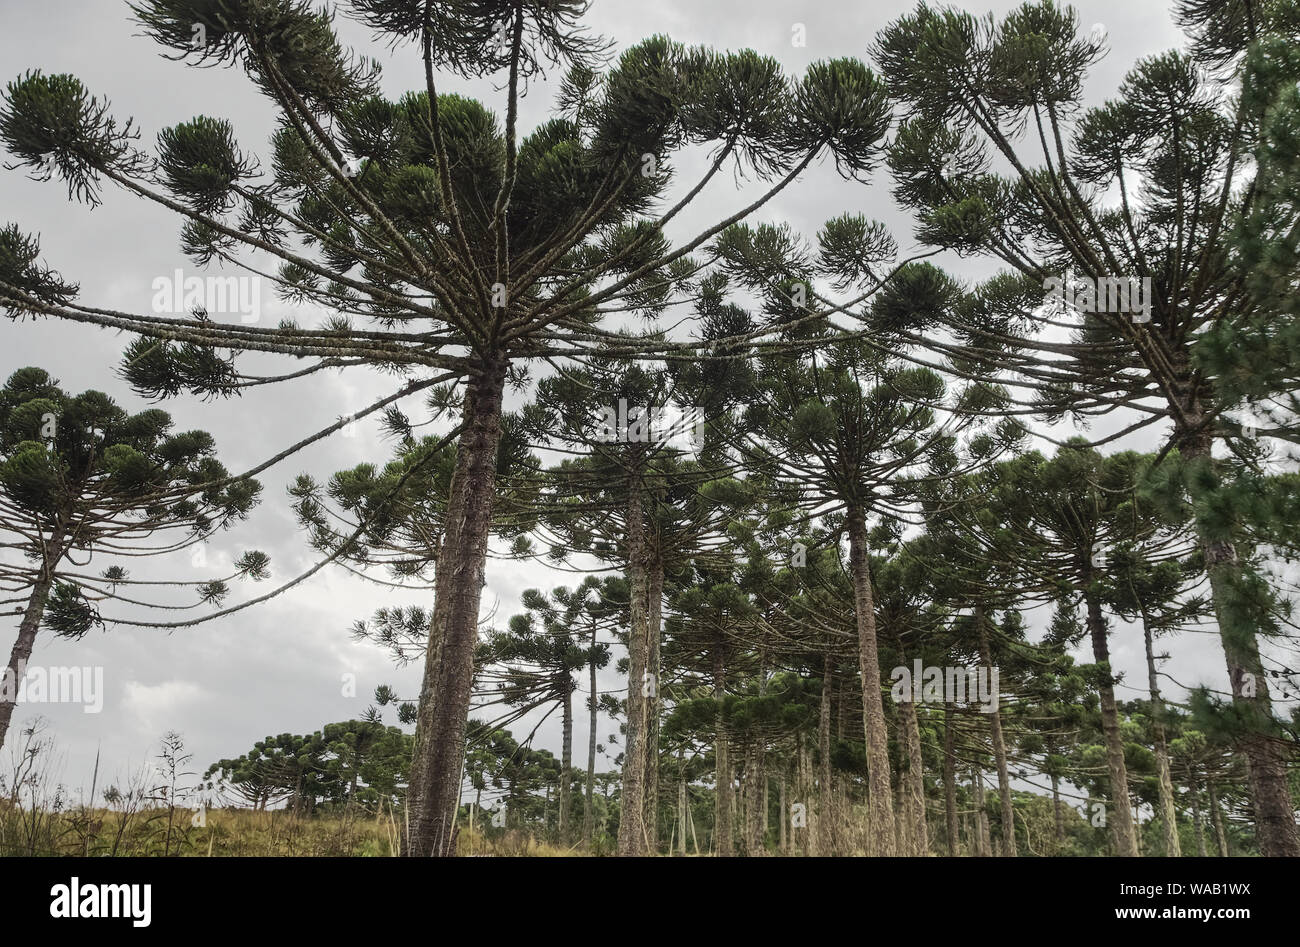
1;0;1257;810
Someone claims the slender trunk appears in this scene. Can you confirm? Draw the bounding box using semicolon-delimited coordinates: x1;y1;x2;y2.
818;656;834;856
1180;430;1300;856
779;772;788;854
0;575;55;752
713;644;732;856
1051;773;1064;845
0;532;64;753
404;360;508;856
1083;590;1139;856
891;628;929;857
974;607;1016;857
559;685;573;840
1140;606;1181;856
688;787;700;855
585;618;598;848
752;645;768;855
797;737;811;856
677;747;688;856
739;744;755;855
1134;794;1143;854
617;481;650;856
745;743;765;855
845;506;897;855
1208;778;1229;856
906;704;929;855
943;706;960;856
1190;772;1207;857
971;762;992;857
642;556;663;850
894;783;908;856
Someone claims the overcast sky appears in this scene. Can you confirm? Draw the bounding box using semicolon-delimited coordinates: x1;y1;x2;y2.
0;0;1262;811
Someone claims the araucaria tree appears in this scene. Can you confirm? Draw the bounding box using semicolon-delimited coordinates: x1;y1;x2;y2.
871;0;1300;855
0;366;261;750
3;0;1296;861
0;0;896;855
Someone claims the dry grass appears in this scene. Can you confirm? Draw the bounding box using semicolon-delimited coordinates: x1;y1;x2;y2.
0;802;599;856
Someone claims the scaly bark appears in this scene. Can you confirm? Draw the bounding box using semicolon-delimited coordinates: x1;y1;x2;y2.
943;705;960;856
1082;591;1139;856
677;745;688;856
617;481;650;856
778;771;788;854
0;532;65;752
890;627;929;857
642;554;663;850
971;762;992;857
974;607;1016;857
559;682;573;840
1051;773;1064;845
1179;428;1299;856
845;506;897;855
713;644;732;856
1190;772;1207;857
405;360;508;857
584;614;599;848
818;656;834;856
1208;778;1230;857
1140;603;1181;856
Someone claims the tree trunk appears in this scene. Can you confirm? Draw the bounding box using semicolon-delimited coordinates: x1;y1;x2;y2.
845;506;897;855
642;556;663;851
1140;606;1181;856
713;645;732;856
559;685;573;840
617;480;650;856
971;762;992;857
1179;430;1300;856
779;772;788;854
1190;773;1207;857
746;744;765;855
677;747;688;856
1051;773;1064;845
891;627;929;857
405;359;508;857
798;737;811;856
585;617;598;848
0;533;64;749
1208;778;1230;857
739;744;756;855
818;656;834;856
943;706;960;856
974;607;1016;857
0;565;59;753
1083;590;1139;857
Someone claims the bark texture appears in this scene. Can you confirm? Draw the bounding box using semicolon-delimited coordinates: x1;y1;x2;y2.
1083;592;1139;857
1180;429;1299;856
405;361;508;857
846;506;897;855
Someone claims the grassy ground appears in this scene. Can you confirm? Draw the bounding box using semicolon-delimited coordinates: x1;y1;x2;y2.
0;802;590;856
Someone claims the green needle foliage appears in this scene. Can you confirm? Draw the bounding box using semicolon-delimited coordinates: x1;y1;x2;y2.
0;366;262;751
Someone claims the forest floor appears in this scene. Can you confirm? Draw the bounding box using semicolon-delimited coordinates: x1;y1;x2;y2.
0;805;587;856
